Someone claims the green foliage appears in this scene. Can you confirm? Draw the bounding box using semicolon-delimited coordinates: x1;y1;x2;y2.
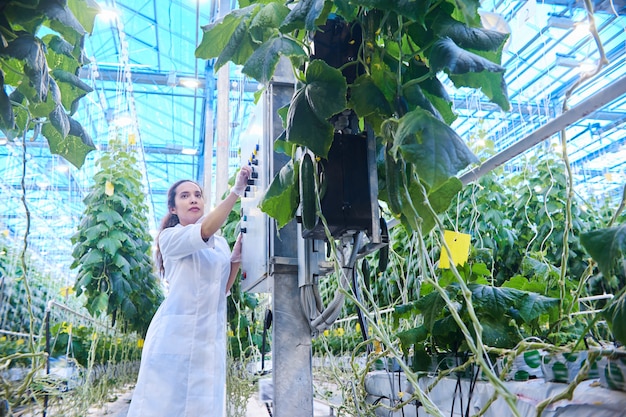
0;0;99;168
48;321;141;367
580;192;626;346
197;0;509;231
395;264;559;362
0;233;70;334
353;147;617;358
447;150;607;286
70;137;163;335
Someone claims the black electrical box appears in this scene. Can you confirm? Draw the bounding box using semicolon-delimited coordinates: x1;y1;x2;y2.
311;16;363;84
302;132;374;240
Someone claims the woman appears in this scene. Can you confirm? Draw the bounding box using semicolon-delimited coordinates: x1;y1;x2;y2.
127;166;251;417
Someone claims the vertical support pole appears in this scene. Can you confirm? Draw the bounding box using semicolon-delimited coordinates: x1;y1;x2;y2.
202;62;215;208
214;0;232;201
43;302;51;417
215;63;230;201
268;58;314;417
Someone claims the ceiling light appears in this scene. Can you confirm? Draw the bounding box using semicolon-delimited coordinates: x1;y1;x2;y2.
179;78;200;88
547;15;575;29
97;8;119;23
112;114;133;127
181;148;198;155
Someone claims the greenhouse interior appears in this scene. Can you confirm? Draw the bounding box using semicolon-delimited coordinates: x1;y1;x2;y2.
1;0;626;416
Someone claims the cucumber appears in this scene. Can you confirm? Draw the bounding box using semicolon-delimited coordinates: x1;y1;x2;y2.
378;217;389;273
361;259;371;291
385;143;403;217
300;152;317;230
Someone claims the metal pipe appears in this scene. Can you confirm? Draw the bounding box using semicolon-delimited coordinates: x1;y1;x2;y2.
459;75;626;185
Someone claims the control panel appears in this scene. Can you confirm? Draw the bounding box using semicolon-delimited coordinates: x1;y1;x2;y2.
239;127;271;293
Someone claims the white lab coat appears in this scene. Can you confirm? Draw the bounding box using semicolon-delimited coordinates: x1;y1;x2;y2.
127;220;230;417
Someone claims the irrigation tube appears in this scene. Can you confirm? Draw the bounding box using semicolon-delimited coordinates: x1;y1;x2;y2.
459;75;626;185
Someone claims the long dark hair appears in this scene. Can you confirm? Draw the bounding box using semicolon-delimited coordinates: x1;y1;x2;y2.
155;179;203;276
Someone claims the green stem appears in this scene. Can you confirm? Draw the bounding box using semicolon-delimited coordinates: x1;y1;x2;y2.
416;180;522;416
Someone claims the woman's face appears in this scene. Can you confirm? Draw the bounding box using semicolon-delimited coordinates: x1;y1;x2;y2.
170;181;204;226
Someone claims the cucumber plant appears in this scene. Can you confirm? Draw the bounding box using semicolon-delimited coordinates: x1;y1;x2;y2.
195;1;510;233
70;136;163;336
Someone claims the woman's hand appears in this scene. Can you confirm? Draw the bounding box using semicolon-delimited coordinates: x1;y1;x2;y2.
231;166;252;197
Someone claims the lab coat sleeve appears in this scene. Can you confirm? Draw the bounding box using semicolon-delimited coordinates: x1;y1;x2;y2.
159;223;215;259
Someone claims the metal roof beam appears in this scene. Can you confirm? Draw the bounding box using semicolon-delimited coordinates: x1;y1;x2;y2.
460;75;626;184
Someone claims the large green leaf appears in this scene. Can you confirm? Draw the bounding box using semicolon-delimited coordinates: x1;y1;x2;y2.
89;292;109;315
414;290;451;332
280;0;326;33
0;34;50;103
391;108;478;189
51;68;93;111
97;237;123;257
516;291;559;323
285;60;347;157
480;317;521;348
356;0;432;25
44;35;80;72
80;249;104;268
242;36;307;84
286;88;334;157
0;71;15;134
83;223;109;242
41;0;87;45
470;284;525;319
68;0;100;34
580;225;626;280
113;253;131;276
259;159;300;229
469;283;558;324
407;176;463;233
42;122;95;168
48;78;70;138
448;0;481;26
449;70;510;111
195;6;258;66
349;74;393;133
433;14;508;51
604;291;626;346
403;73;444;117
396;325;429;355
249;3;291;43
96;209;124;227
429;37;504;74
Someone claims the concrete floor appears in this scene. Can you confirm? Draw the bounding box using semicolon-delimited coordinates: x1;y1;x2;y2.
86;385;335;417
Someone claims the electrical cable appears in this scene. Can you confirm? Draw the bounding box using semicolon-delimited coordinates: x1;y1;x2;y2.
309;232;365;332
260;308;272;375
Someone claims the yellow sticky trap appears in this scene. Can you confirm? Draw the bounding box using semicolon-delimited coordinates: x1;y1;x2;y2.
439;230;471;269
137;338;144;348
128;132;136;145
105;180;114;196
59;286;75;297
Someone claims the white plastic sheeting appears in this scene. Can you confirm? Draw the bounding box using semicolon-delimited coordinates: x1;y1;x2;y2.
365;370;626;417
